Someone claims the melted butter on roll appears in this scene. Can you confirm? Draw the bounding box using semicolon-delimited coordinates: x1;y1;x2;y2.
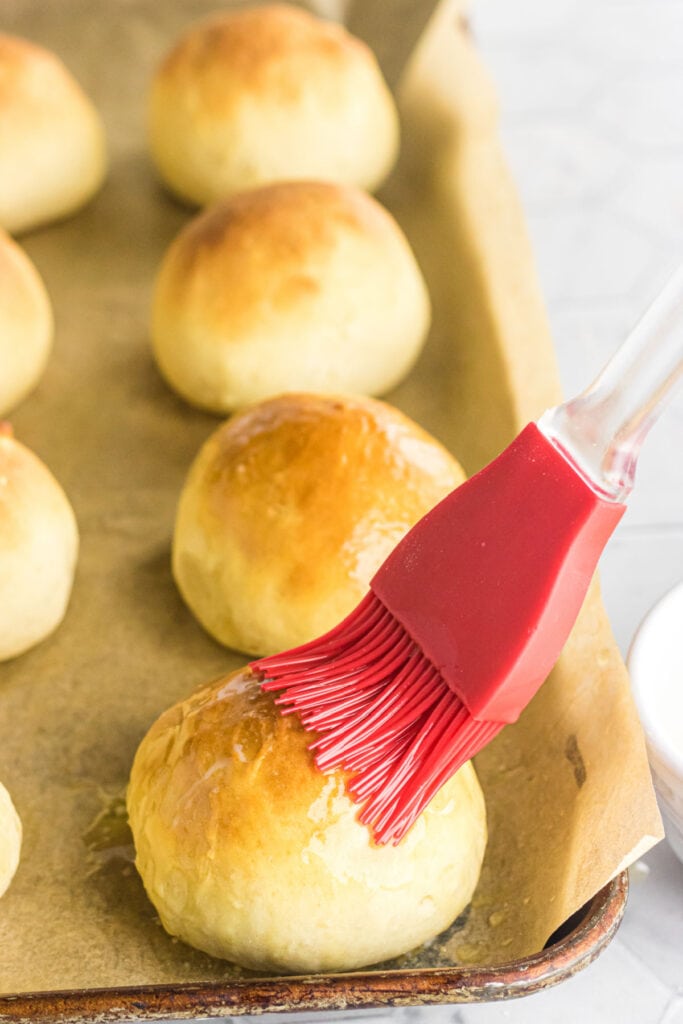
127;667;487;974
172;393;465;656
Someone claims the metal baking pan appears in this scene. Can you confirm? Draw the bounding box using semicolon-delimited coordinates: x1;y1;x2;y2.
0;1;643;1017
0;875;626;1022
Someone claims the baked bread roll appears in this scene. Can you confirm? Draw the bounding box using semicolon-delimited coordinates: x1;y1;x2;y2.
0;782;21;899
0;230;53;415
0;33;106;235
149;4;399;206
152;181;431;413
173;393;465;656
0;426;78;660
127;667;487;973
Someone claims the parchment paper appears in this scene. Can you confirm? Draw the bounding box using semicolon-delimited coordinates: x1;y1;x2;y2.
0;0;662;996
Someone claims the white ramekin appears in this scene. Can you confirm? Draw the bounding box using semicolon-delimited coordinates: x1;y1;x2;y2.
628;581;683;864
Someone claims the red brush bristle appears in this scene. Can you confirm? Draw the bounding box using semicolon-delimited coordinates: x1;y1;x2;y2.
252;592;502;845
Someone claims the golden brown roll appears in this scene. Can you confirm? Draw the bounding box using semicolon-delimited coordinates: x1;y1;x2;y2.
172;392;465;656
148;4;399;206
127;667;487;973
0;782;21;899
0;426;78;660
0;33;107;235
152;181;431;413
0;230;53;415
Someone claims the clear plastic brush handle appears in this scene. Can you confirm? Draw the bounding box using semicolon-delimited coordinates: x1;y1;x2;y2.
539;266;683;503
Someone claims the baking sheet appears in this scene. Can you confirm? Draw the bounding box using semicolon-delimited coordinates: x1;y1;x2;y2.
0;0;662;1001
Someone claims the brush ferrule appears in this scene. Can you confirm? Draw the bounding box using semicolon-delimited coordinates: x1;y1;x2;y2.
370;424;624;723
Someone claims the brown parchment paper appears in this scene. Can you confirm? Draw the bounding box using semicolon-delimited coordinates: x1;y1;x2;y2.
0;0;662;998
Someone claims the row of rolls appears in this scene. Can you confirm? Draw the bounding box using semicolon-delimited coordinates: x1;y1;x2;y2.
0;4;487;974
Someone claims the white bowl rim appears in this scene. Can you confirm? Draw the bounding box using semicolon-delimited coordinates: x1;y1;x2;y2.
627;579;683;779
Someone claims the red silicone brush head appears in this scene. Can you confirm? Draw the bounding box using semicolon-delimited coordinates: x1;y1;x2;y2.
255;592;501;844
371;423;625;722
253;424;625;844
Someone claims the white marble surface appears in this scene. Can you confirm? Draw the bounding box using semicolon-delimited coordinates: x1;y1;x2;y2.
152;1;683;1020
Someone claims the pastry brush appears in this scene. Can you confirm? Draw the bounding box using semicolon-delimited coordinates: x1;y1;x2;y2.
252;268;683;845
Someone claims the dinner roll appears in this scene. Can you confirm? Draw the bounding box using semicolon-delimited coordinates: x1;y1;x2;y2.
0;782;21;899
152;181;431;413
128;667;487;973
173;393;465;656
149;4;399;206
0;230;53;415
0;426;78;660
0;33;106;235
